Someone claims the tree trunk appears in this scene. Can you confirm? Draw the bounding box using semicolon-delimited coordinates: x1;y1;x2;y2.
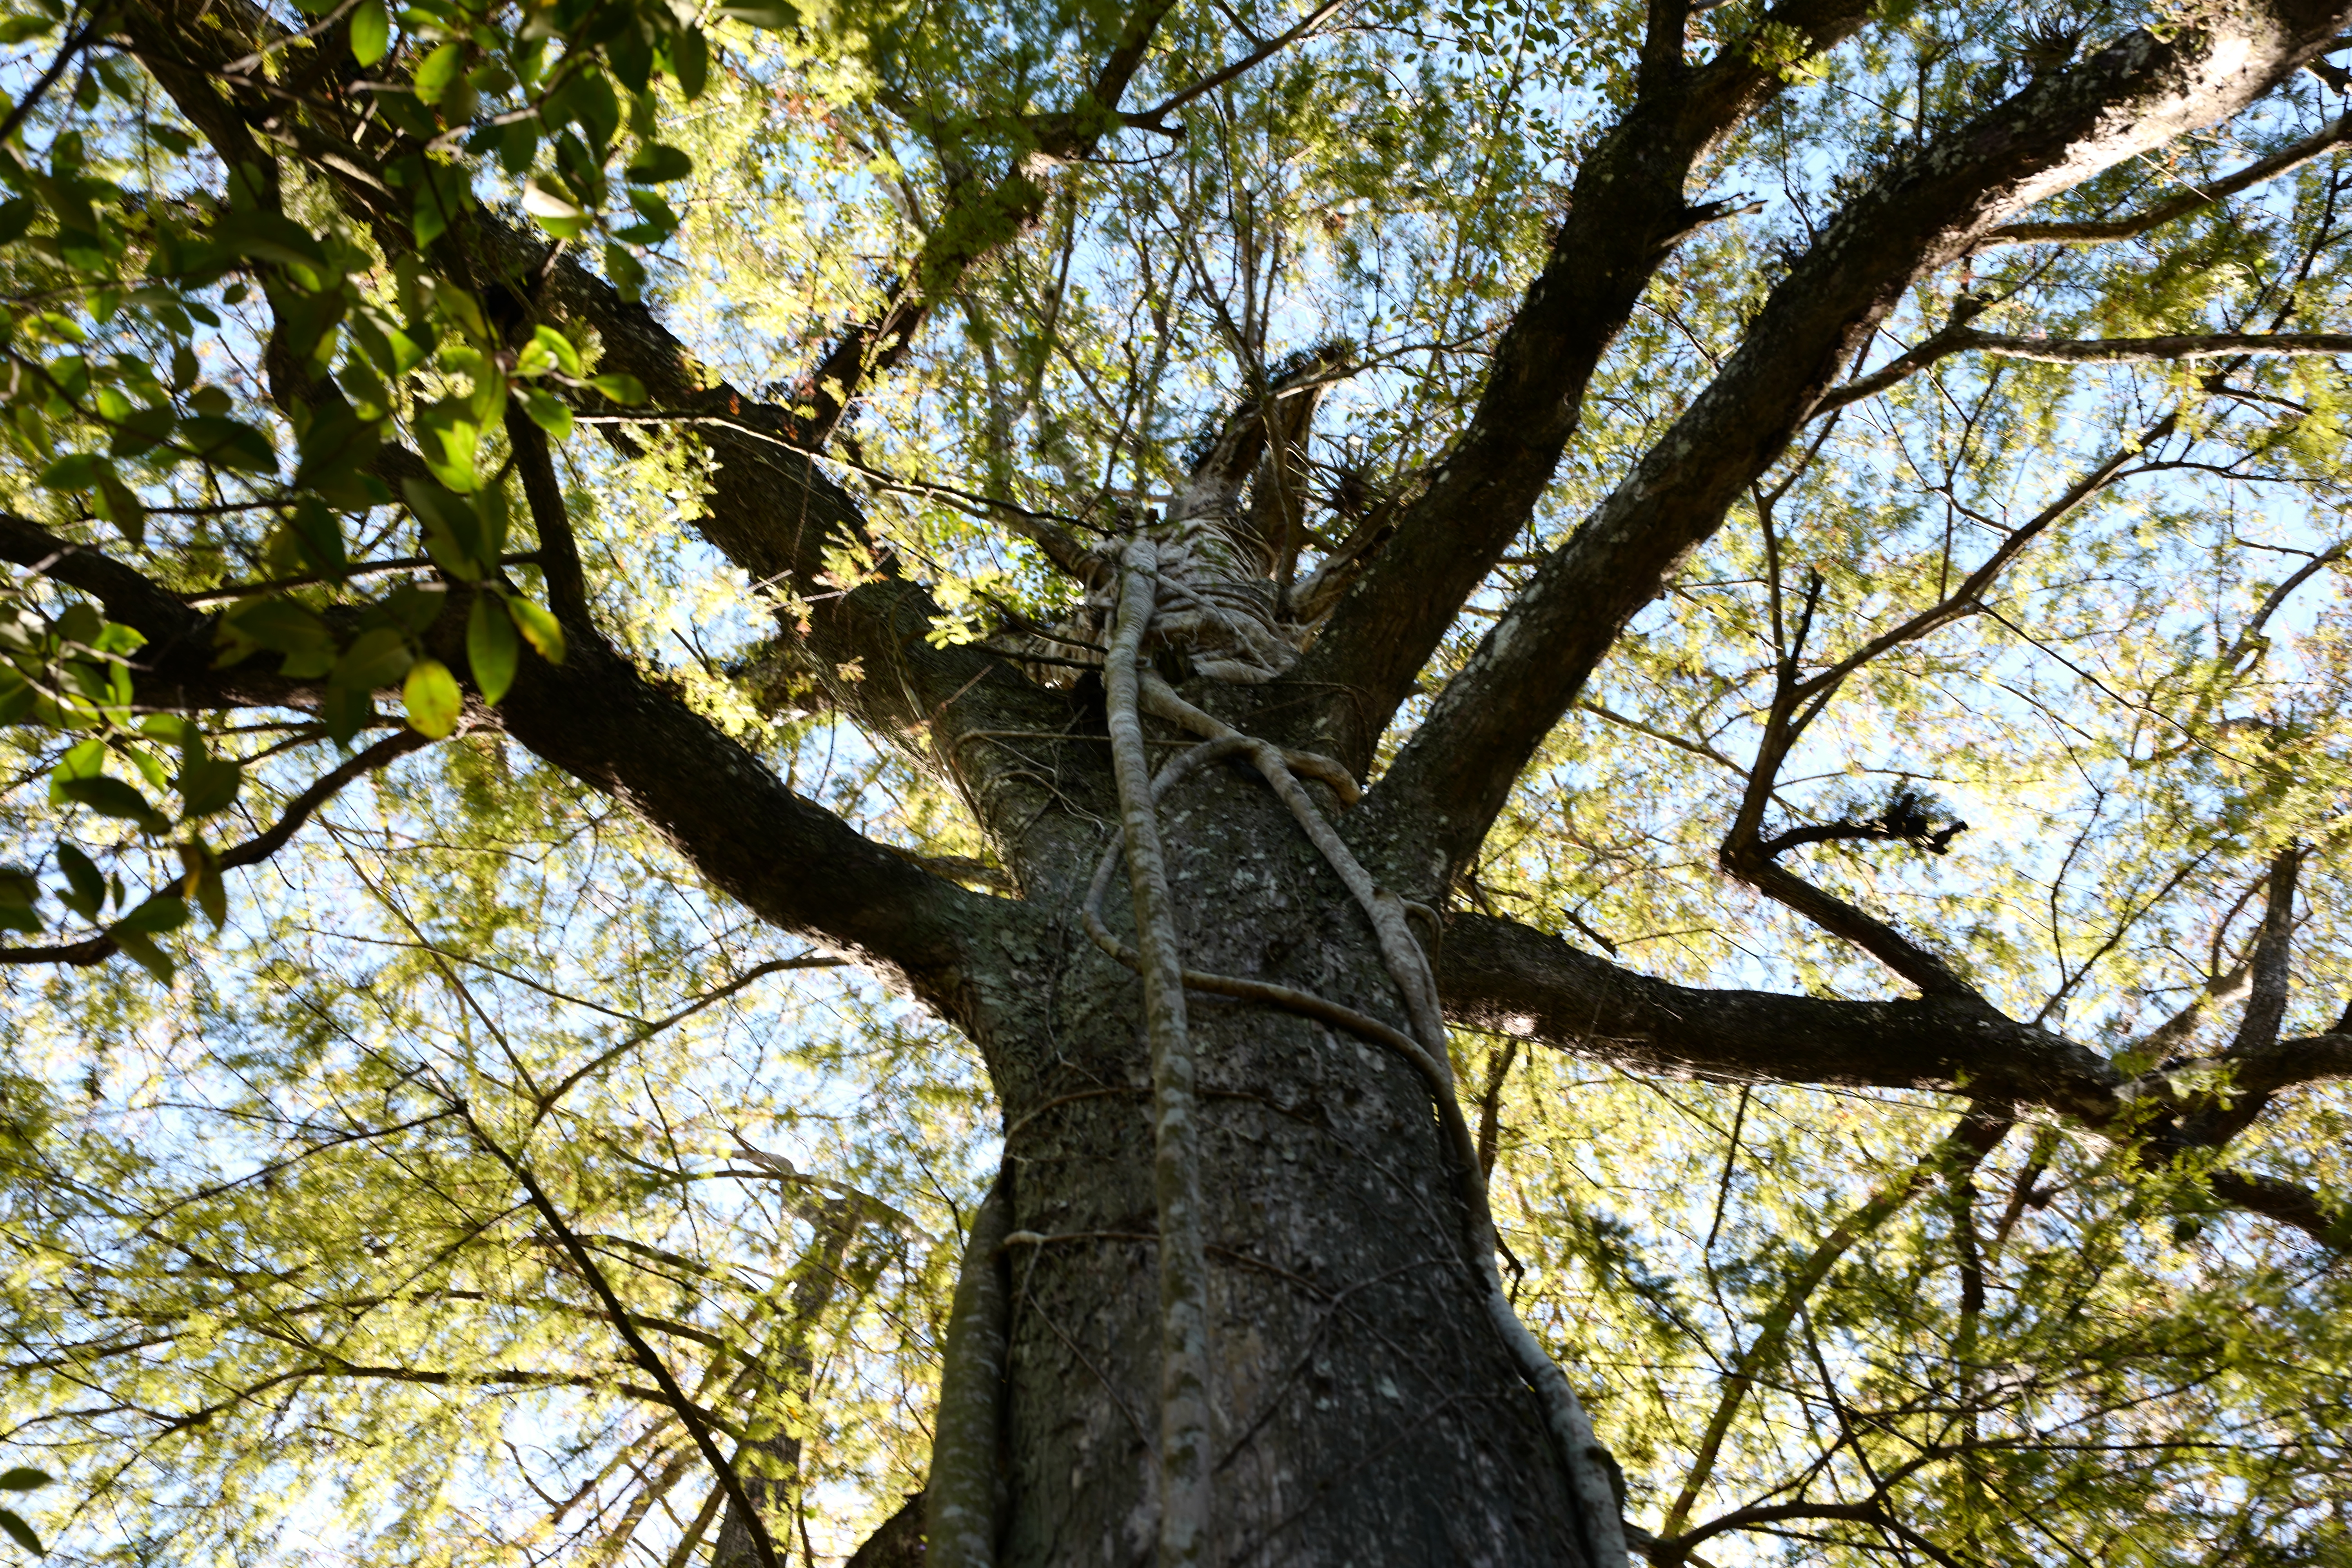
976;757;1596;1566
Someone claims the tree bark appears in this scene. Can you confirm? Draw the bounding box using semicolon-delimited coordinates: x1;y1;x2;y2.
980;758;1599;1567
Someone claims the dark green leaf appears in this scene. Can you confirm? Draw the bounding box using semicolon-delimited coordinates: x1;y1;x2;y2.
334;627;414;693
177;752;242;818
467;590;518;704
624;143;693;184
588;371;645;406
58;774;169;835
402;475;486;577
714;0;797;27
413;41;465;105
670;26;708;99
181;415;278;474
55;841;103;920
0;1505;41;1554
114;893;186;937
522;387;572;440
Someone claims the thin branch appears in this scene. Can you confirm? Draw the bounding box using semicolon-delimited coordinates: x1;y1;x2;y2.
1124;0;1356;126
0;730;429;968
506;403;590;625
0;6;105;152
463;1111;784;1568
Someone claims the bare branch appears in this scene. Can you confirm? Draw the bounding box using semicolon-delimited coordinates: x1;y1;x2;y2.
1124;0;1356;127
789;0;1183;445
463;1111;784;1568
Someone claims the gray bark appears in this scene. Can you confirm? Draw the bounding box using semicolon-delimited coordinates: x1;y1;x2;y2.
982;755;1596;1567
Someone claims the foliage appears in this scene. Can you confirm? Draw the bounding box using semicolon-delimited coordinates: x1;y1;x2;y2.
0;0;2346;1563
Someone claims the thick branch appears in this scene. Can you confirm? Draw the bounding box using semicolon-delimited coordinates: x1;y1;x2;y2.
1438;912;2352;1247
1981;108;2352;246
1437;913;2122;1120
2230;843;2301;1056
4;514;1022;1025
1373;5;2352;880
126;0;1073;789
1293;0;1882;765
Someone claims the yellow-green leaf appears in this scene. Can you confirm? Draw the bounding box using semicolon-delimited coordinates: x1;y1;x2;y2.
403;657;461;738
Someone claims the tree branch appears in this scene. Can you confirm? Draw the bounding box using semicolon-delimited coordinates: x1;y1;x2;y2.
2;513;1025;1028
1369;7;2351;884
463;1110;783;1568
790;0;1180;446
503;402;590;626
1436;912;2122;1120
1437;911;2352;1247
1292;0;1883;767
1818;326;2352;414
1981;108;2352;247
0;730;429;969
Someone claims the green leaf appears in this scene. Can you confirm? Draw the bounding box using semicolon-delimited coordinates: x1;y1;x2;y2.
521;176;590;239
403;475;486;577
114;892;187;937
334;627;414;693
349;0;389;65
58;774;170;835
0;1505;41;1555
0;869;38;935
604;242;646;302
403;657;461;738
181;414;278;474
205;209;332;290
37;452;102;492
321;682;373;748
107;404;176;460
177;751;243;818
55;841;103;921
526;324;583;377
498;117;541;176
670;26;708;100
569;68;619;154
521;387;572;441
715;0;798;27
411;403;483;495
111;926;174;983
94;472;145;548
506;595;566;664
183;841;227;929
383;583;447;635
222;596;332;659
624;143;693;184
289;496;348;583
466;590;519;704
589;371;646;406
413;41;465;105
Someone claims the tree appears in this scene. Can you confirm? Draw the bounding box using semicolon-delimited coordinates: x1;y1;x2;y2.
2;0;2351;1561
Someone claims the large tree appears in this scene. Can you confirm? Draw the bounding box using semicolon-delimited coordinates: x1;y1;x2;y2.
3;0;2352;1563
